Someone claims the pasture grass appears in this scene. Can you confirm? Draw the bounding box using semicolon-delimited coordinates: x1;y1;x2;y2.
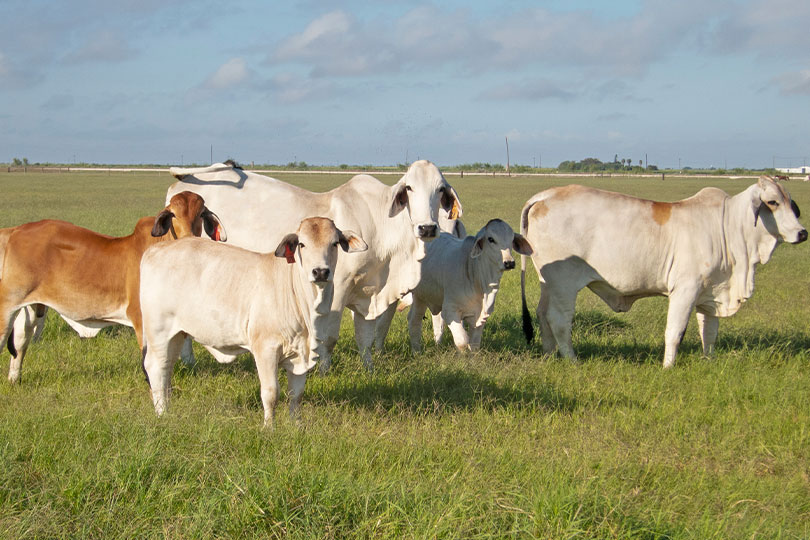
0;169;808;538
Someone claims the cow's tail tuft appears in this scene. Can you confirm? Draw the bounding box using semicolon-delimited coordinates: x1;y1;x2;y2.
520;201;535;344
6;327;16;358
141;345;150;384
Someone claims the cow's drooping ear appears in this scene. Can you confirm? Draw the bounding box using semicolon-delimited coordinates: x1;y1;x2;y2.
389;182;409;217
791;199;801;218
337;229;368;253
512;233;533;255
151;210;175;237
751;187;764;226
201;208;227;242
274;233;299;264
470;230;486;259
440;185;463;219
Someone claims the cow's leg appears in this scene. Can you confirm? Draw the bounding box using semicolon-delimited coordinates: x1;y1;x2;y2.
663;289;699;369
253;341;282;428
468;320;484;352
536;287;557;354
445;310;470;352
7;306;35;384
179;336;196;366
126;303;145;351
317;311;342;374
544;288;578;359
142;332;184;416
373;302;398;350
286;370;308;425
30;304;47;343
696;310;719;357
431;311;445;345
407;298;428;353
352;311;376;371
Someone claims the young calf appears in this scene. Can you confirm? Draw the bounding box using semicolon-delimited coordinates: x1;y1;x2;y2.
408;219;533;352
0;192;224;383
139;217;367;427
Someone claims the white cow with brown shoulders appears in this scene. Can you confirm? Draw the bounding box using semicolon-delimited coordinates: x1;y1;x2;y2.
520;176;807;368
140;217;367;427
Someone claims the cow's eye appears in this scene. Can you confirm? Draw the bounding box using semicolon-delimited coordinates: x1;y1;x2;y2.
487;237;495;244
767;200;778;207
332;241;339;247
405;185;413;192
298;243;305;249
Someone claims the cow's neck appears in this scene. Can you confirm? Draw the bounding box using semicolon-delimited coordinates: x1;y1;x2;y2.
464;249;502;298
290;265;334;362
721;186;779;313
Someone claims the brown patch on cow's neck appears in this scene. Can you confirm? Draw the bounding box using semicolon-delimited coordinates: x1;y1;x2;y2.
651;202;671;225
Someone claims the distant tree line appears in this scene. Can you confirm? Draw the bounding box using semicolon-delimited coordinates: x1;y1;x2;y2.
558;156;658;172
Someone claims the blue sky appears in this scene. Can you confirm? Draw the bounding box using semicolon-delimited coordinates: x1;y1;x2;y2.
1;0;809;169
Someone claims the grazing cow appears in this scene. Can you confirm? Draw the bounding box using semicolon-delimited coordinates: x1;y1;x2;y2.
520;176;807;368
408;219;532;352
0;192;224;383
140;217;367;426
166;160;462;371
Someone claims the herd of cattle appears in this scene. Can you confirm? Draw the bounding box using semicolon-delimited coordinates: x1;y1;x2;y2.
0;160;805;426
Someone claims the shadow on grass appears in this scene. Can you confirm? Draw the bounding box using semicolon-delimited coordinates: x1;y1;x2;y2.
531;309;810;364
308;368;578;415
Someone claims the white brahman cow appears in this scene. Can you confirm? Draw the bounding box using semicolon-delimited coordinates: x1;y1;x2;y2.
0;192;224;383
408;219;532;352
520;176;807;368
140;217;367;427
165;160;461;371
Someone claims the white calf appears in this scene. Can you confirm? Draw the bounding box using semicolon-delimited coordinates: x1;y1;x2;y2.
408;219;532;352
140;217;367;427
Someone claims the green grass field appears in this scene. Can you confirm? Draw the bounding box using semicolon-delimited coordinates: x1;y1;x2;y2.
0;169;808;539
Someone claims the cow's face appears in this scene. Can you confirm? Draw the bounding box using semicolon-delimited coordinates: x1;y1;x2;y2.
389;160;463;242
470;219;533;271
754;177;808;244
151;191;227;241
274;217;367;285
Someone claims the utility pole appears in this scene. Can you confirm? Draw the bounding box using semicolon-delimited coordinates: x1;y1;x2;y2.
505;136;510;176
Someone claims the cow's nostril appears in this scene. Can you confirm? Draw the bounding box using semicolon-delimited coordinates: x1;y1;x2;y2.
798;229;808;243
504;260;516;270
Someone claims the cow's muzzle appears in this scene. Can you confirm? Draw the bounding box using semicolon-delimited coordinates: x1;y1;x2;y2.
312;268;331;282
417;224;438;239
794;229;808;244
504;260;516;270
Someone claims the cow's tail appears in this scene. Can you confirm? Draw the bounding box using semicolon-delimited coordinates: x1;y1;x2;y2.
520;200;536;344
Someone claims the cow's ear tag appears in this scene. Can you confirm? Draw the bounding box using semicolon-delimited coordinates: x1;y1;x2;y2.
449;199;460;220
284;244;296;264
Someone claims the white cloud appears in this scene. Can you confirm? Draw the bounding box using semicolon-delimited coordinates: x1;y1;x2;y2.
203;57;250;90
